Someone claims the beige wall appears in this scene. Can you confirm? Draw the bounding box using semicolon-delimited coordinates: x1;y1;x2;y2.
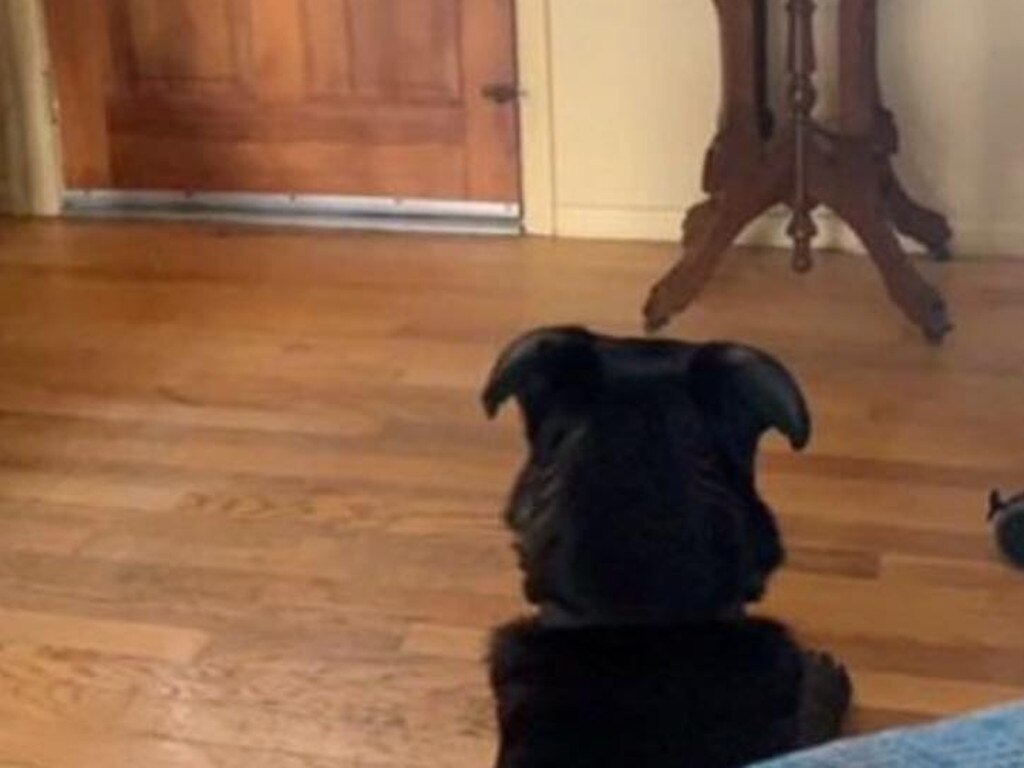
519;0;1024;256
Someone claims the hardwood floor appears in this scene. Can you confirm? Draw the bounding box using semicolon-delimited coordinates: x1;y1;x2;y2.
0;218;1022;765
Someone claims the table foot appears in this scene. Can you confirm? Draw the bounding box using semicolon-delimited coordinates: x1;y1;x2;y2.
645;168;784;332
823;178;952;343
882;164;954;261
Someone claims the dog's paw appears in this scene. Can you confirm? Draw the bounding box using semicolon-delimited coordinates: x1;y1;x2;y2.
796;650;852;747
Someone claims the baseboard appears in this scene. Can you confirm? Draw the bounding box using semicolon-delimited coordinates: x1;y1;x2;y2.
555;206;683;242
553;204;1024;258
62;190;522;237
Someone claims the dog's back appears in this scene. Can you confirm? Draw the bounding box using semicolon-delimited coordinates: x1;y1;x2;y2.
490;617;805;768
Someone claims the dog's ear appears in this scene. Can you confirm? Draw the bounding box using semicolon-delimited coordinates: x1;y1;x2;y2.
482;327;601;440
687;343;810;468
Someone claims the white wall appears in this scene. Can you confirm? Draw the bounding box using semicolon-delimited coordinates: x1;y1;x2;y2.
520;0;1024;256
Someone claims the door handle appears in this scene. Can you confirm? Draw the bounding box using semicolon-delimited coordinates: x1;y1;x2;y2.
481;83;524;104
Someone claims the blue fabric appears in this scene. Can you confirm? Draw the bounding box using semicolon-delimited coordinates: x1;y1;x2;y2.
753;703;1024;767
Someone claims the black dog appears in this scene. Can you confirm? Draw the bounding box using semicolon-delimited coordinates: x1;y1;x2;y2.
483;327;851;768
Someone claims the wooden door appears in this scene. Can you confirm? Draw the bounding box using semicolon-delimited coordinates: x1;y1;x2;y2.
45;0;520;202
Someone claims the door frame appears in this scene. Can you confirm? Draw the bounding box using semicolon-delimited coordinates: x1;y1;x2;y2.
0;0;62;215
513;0;555;236
6;0;552;230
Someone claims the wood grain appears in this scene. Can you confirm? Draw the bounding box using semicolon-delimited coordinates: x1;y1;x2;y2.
0;218;1022;765
44;0;520;200
43;0;113;188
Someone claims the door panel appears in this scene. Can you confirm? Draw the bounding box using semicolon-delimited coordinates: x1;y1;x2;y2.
46;0;520;202
115;0;242;83
348;0;462;100
303;0;355;97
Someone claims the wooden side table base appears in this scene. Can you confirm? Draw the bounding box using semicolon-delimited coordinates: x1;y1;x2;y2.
644;0;953;342
811;131;952;342
645;133;792;332
876;114;953;260
645;127;951;341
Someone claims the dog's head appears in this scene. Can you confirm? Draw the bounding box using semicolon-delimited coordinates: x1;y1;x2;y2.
483;327;810;625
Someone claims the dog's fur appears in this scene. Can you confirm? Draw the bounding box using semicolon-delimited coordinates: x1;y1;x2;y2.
483;327;851;768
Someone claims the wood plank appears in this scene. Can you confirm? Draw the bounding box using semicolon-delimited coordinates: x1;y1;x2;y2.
0;608;209;663
853;670;1024;719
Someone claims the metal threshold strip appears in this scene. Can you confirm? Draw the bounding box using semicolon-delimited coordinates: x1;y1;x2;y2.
63;190;522;236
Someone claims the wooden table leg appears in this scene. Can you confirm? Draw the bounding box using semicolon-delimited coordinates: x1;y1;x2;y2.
645;160;787;331
839;0;953;259
644;0;771;330
787;0;819;273
809;139;952;342
753;0;774;140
